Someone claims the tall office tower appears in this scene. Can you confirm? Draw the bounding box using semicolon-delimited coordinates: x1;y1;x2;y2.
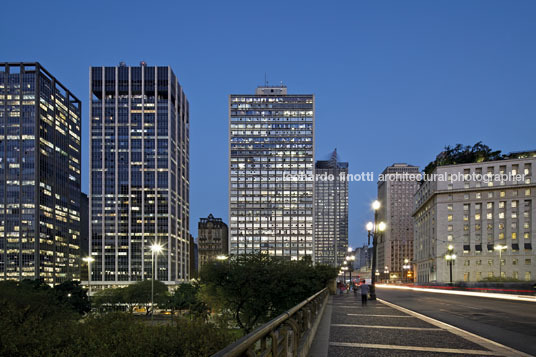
229;85;314;260
314;150;348;266
377;163;420;281
414;154;535;283
90;62;190;288
198;214;228;268
0;63;81;284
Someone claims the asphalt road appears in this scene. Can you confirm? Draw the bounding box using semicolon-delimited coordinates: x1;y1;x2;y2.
376;286;536;356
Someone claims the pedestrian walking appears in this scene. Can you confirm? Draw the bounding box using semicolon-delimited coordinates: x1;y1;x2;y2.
360;280;369;305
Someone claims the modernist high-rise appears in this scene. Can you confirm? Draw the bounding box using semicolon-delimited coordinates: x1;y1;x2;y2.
198;214;228;268
314;150;348;266
90;62;190;287
0;63;82;284
377;163;420;280
229;85;314;260
414;154;535;283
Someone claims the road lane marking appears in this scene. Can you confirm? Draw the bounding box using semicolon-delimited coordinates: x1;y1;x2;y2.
329;342;501;355
333;305;390;308
376;284;536;303
346;313;411;318
331;323;442;331
378;298;532;357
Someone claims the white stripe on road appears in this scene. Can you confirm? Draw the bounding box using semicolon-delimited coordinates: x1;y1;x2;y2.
346;313;411;318
378;298;532;357
331;324;442;331
329;342;501;355
333;305;390;308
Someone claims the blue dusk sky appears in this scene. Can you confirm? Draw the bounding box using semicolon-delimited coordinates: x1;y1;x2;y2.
2;0;535;247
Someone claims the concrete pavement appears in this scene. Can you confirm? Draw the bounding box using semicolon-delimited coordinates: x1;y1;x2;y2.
376;286;536;356
309;292;530;356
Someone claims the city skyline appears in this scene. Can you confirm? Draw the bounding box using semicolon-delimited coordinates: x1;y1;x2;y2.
2;1;535;248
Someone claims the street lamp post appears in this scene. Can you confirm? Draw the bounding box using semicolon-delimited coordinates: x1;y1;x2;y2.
346;248;355;291
342;260;348;286
367;200;386;300
82;256;95;298
383;266;389;282
494;245;507;278
150;243;162;321
445;244;456;284
403;258;410;283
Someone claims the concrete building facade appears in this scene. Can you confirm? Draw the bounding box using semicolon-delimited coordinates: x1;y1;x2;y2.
414;156;536;283
377;163;420;280
198;214;228;268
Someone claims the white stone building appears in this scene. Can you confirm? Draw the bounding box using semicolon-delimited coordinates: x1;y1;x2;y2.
413;155;536;283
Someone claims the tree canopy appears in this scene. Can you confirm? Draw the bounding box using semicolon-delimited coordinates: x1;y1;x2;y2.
424;142;503;175
0;280;233;356
199;253;337;333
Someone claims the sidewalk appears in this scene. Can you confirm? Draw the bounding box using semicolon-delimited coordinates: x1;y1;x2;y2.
309;292;528;356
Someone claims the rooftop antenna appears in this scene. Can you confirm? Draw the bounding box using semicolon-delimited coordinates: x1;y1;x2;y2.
264;72;268;86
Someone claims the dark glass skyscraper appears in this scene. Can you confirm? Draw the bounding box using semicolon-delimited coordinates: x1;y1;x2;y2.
0;63;82;284
90;62;190;288
314;150;348;266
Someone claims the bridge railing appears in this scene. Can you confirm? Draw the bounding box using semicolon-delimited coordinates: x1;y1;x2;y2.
212;287;329;357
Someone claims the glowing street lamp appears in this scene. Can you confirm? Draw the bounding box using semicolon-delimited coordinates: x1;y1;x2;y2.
494;245;507;278
402;258;411;283
445;244;456;284
150;243;163;321
367;200;386;300
82;256;95;297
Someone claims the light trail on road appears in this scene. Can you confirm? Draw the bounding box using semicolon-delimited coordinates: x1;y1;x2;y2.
376;284;536;302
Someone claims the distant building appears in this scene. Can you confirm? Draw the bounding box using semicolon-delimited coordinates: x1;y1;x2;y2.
414;155;536;282
189;234;197;278
229;86;314;260
0;63;82;284
353;245;371;271
314;150;349;266
89;62;190;287
377;163;420;280
80;192;89;280
198;214;228;268
80;193;89;256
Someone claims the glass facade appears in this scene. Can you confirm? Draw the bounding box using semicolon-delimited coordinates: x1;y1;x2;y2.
90;63;190;287
314;152;349;266
229;86;314;260
0;63;81;284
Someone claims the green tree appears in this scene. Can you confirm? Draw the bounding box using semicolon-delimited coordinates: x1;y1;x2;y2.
170;282;199;311
0;280;77;355
54;280;91;314
424;142;503;175
93;280;168;314
199;253;337;333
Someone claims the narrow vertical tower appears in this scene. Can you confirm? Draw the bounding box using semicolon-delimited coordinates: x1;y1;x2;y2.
89;62;190;288
314;150;349;266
